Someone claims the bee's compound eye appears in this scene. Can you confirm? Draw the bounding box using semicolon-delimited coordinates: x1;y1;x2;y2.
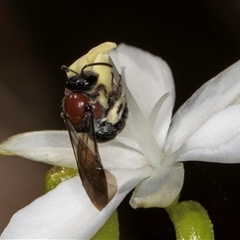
64;93;89;126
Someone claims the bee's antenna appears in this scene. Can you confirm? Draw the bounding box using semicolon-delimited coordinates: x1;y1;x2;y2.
61;65;79;75
81;62;113;74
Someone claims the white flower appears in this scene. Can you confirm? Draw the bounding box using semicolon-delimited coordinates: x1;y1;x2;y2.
1;43;240;239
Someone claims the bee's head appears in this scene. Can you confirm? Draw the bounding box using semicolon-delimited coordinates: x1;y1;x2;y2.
61;63;112;93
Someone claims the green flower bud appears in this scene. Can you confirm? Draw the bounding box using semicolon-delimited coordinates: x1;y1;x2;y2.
167;200;214;240
44;166;78;192
92;210;119;240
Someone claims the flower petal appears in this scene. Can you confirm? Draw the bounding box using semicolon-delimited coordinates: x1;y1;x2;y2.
0;131;149;171
110;44;175;145
0;131;77;168
172;104;240;163
130;163;184;208
1;164;152;239
165;60;240;155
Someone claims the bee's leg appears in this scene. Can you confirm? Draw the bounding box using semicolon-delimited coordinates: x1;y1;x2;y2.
95;97;128;142
93;84;109;109
106;97;127;126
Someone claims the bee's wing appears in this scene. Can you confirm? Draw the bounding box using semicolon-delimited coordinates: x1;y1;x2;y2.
64;112;117;210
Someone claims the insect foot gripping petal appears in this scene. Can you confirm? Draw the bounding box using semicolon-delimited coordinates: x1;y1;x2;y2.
61;42;124;210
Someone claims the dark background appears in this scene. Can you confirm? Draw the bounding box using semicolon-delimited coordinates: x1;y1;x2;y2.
0;0;240;239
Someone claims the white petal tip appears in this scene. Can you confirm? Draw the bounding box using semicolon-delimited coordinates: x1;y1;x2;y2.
0;141;14;155
129;199;138;209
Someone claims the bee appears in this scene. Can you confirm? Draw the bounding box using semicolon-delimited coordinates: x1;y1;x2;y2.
61;59;128;210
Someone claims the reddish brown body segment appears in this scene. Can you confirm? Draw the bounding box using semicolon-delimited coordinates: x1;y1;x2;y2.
64;93;103;127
